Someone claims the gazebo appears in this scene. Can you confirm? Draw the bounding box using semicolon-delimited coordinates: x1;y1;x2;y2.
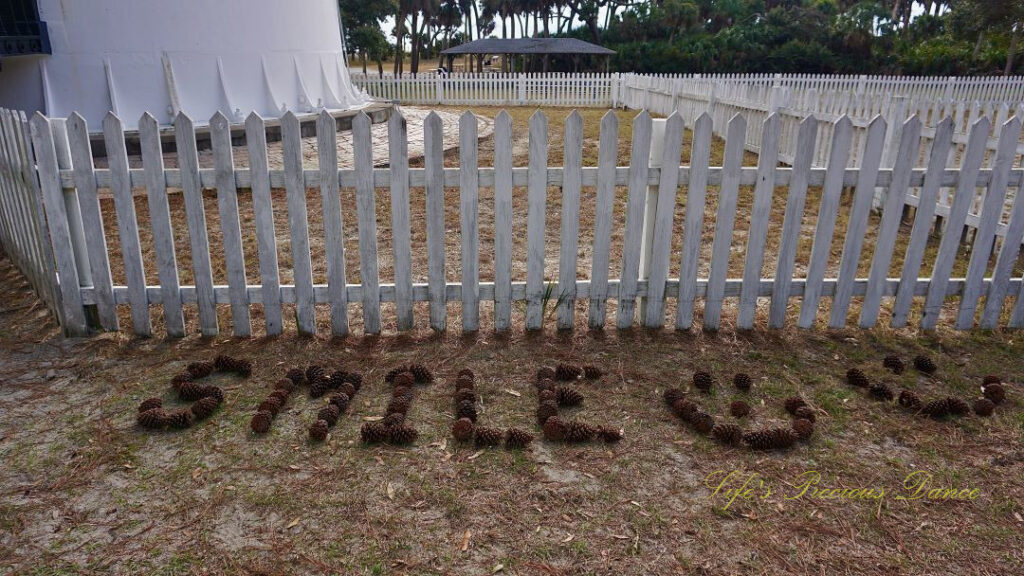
440;38;615;74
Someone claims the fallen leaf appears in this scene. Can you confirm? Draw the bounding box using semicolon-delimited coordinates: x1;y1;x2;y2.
503;388;521;397
492;564;504;573
467;450;485;460
364;416;384;422
561;534;575;544
630;501;642;507
460;530;472;551
1014;512;1023;523
386;482;395;500
122;463;134;469
286;517;300;529
191;467;203;480
442;452;452;462
611;534;629;540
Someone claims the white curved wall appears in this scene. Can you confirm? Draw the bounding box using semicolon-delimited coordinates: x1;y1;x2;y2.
0;0;367;128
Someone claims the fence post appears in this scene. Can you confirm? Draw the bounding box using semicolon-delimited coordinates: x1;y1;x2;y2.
877;96;909;208
517;73;525;106
49;119;94;291
638;118;667;319
611;72;620;108
436;74;444;105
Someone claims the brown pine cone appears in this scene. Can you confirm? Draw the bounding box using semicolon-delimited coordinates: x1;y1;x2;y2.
711;423;743;446
582;365;603;380
869;383;895;402
309;377;331;398
274;378;296;393
191;397;220;420
793;406;816;423
305;365;325;384
973;398;995;417
690;411;715;435
555;363;583;381
536;366;556;381
360;421;388;443
318;404;341;427
178;382;206;402
337;382;357;399
137;408;168;429
536;401;559;424
392;386;414;402
201;386;224;404
456;399;478;422
257;397;282;417
664;388;685;406
542;416;567;441
250;410;273;433
388;425;419;445
692;371;714;392
457;368;475;382
983;383;1006;405
729;400;751;418
535;378;556;393
343;371;363;391
538;389;556;404
186;361;216;379
733;373;752;391
505;428;535;449
921;399;950;419
384;366;409;383
784;396;807;415
792;418;814;440
308;419;329;442
846;368;869;388
329;392;350;412
452;418;475;442
286;367;306;386
167;409;193;430
393;371;416;388
597;426;624;443
982;375;1002;386
898;390;923;412
564;421;597;443
386;397;410;415
455;375;475;391
913;355;937;375
170;371;193;391
882;355;905;375
269;389;290;405
382;412;406;430
671;398;697;421
454;389;477;405
138;397;162;413
408;363;433;384
946;397;970;417
555;386;583;408
474;426;503;447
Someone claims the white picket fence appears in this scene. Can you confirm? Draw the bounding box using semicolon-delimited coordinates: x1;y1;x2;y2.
353;72;618;107
10;104;1024;337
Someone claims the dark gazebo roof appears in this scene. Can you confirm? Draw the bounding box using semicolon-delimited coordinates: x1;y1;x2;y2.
441;38;615;56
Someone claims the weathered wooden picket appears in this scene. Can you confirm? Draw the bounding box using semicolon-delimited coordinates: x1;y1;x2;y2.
12;105;1024;338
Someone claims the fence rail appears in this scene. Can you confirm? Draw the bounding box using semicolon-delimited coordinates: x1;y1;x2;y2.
13;104;1024;337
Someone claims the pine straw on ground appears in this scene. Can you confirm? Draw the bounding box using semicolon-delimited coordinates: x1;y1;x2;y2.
0;258;1021;575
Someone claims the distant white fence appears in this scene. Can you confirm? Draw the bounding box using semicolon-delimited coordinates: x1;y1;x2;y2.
353;72;618;108
9;105;1024;337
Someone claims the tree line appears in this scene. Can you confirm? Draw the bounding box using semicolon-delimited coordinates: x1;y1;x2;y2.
340;1;1023;76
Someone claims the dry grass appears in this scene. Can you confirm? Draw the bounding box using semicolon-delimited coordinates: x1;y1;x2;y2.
0;257;1021;575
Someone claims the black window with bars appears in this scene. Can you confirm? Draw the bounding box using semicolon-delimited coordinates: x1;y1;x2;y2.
0;0;50;56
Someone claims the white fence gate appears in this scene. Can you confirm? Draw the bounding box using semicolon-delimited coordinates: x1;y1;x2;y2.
14;104;1024;338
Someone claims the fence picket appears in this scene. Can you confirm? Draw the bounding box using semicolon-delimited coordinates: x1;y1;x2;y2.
459;111;480;331
424;111;446;331
66;113;118;331
388;110;413;331
829;117;888;328
353;112;381;334
643;113;684;328
704;114;747;331
281;112;316;334
103;113;151;336
770;116;818;328
737;113;781;329
589;111;618;328
210;112;251;336
980;170;1024;328
891;117;953;328
243;113;283;335
956;118;1022;329
860;116;921;327
676;113;712;330
525;111;548;330
617;111;653;329
314;110;348;335
174;113;218;336
557;111;583;329
493;111;513;331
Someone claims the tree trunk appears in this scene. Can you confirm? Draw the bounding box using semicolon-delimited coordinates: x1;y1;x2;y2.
411;12;420;76
361;52;367;75
1007;23;1020;76
973;31;984;59
377;58;384;77
394;11;405;75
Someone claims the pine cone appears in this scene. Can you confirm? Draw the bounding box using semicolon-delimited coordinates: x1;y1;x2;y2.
286;368;306;386
337;382;357;399
393;371;416;388
671;398;697;421
393;383;414;401
711;423;743;446
538;389;556;404
329;392;350;412
456;399;478;422
505;428;535;449
329;370;350;390
186;361;216;379
537;401;559;424
846;368;869;388
167;409;193;429
308;419;329;442
138;397;162;412
360;421;388;443
555;386;583;407
214;355;234;372
564;421;597;443
982;375;1002;386
257;397;282;416
382;412;406;429
178;382;206;402
202;386;224;403
318;404;341;427
274;378;296;393
457;368;475;382
582;365;603;380
454;389;477;405
536;366;556;382
535;378;556;393
386;397;410;415
733;373;752;392
664;388;685;406
792;418;814;440
543;416;567;441
170;371;193;391
898;390;923;412
913;355;937;375
269;389;290;405
869;383;895;402
973;398;995;417
555;363;583;381
224;356;252;377
344;372;363;391
692;371;714;392
384;366;409;383
744;427;797;450
309;377;331;399
306;365;326;385
408;363;433;384
191;397;220;420
882;355;905;375
730;400;751;418
784;396;807;415
250;410;273;433
983;383;1006;405
452;418;475;442
921;399;950;419
690;411;715;435
793;405;816;423
474;426;503;447
597;426;624;443
137;408;168;429
456;375;476;391
388;425;419;445
946;397;970;417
